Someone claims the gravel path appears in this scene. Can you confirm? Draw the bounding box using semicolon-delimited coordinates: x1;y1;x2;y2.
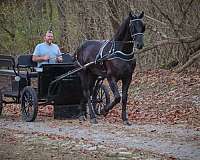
0;118;199;160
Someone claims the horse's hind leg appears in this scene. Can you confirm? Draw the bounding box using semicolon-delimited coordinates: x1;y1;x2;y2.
103;76;121;115
121;77;132;126
79;98;87;121
86;90;98;124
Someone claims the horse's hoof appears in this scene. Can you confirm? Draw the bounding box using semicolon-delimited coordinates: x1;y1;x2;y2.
101;109;109;117
123;121;131;126
90;118;98;124
79;115;86;122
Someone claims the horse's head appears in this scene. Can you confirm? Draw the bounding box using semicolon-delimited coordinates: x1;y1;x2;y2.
129;11;145;49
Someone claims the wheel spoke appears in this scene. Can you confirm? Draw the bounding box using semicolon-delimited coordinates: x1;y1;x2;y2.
93;84;110;116
100;89;105;98
97;104;102;114
21;87;38;122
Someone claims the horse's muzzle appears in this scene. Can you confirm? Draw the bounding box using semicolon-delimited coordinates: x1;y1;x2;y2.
135;42;144;49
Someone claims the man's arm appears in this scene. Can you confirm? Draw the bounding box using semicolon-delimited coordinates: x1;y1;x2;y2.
56;45;63;63
32;55;49;62
32;44;49;62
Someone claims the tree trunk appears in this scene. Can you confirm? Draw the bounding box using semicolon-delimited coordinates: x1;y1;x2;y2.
56;0;70;52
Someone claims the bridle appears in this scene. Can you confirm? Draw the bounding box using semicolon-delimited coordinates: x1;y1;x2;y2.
129;19;144;41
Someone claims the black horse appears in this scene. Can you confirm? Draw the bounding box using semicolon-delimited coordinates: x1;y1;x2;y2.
75;11;145;125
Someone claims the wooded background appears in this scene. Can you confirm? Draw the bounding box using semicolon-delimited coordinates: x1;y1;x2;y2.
0;0;200;72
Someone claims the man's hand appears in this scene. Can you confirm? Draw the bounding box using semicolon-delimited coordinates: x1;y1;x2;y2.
57;56;63;63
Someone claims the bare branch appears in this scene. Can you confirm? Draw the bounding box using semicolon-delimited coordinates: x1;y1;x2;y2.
176;50;200;73
136;40;179;54
178;0;194;28
106;0;120;32
136;35;200;55
145;15;167;26
0;25;15;39
150;0;180;38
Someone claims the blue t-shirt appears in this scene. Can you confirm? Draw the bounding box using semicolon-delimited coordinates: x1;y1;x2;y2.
33;42;61;67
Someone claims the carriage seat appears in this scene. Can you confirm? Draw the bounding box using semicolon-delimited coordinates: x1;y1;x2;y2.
62;53;74;64
0;54;38;78
0;54;16;76
17;54;38;78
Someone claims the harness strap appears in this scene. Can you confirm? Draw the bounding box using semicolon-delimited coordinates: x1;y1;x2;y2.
95;40;136;63
95;40;110;64
76;59;83;68
107;51;135;61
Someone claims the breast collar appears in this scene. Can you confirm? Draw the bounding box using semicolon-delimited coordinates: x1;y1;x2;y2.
95;40;135;64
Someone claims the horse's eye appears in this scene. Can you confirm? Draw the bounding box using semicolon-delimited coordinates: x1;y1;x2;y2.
129;23;134;32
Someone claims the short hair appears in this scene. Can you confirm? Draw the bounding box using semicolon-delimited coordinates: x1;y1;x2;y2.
46;30;53;34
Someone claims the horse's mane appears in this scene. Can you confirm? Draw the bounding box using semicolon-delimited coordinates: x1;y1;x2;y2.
113;16;131;41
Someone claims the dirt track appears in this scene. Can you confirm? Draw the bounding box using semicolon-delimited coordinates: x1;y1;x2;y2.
0;69;199;159
0;116;200;160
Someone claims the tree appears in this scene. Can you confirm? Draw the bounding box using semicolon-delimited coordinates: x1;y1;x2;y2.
0;0;199;72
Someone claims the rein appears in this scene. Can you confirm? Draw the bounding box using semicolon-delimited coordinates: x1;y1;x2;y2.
112;40;134;44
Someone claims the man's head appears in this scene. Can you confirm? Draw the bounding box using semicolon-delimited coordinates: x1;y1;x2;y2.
44;30;54;44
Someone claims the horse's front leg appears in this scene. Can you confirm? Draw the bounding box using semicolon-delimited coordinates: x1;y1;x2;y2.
121;77;132;126
103;76;121;115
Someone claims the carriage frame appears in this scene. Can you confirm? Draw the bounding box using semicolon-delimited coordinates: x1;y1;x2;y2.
0;54;110;121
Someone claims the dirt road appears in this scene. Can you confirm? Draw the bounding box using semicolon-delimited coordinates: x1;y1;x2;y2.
1;69;199;159
0;116;199;160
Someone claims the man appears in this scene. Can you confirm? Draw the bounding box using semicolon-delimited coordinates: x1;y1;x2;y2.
32;31;63;67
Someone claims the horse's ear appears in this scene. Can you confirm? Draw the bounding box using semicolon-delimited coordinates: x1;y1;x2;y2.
139;11;144;19
129;11;133;18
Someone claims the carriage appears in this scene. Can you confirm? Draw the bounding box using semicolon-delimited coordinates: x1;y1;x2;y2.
0;54;110;122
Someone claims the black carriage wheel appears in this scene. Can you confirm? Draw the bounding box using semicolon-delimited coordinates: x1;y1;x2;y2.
0;90;3;115
92;84;110;115
21;86;38;122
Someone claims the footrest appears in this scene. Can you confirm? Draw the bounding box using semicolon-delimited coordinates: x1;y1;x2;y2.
54;105;81;119
3;90;18;97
